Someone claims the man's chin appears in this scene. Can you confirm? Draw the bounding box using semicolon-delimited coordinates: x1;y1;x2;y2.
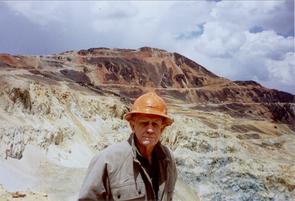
141;139;156;147
142;140;152;145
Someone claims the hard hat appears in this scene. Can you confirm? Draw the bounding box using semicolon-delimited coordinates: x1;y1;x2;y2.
124;92;173;126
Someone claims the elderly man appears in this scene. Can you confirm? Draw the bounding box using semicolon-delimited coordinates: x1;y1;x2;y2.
78;92;177;201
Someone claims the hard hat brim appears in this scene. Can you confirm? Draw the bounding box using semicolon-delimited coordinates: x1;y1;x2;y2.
124;111;174;126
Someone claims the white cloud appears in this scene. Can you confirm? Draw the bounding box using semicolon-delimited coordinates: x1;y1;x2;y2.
211;0;293;36
260;51;295;93
241;31;293;59
179;1;295;94
220;30;293;82
193;21;246;58
266;52;295;85
4;1;63;25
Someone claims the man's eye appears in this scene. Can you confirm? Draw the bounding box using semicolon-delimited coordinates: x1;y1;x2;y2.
152;122;160;127
140;122;149;126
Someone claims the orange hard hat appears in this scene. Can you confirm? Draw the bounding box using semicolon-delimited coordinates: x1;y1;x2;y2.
124;92;173;126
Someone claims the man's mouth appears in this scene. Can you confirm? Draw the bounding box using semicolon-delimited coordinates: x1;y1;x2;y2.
142;136;154;144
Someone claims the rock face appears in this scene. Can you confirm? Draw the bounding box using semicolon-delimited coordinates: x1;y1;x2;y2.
0;47;294;201
2;47;294;125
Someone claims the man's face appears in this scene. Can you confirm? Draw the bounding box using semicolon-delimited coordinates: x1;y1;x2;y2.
130;113;165;149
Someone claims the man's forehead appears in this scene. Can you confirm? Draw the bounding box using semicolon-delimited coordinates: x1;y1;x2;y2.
134;114;163;122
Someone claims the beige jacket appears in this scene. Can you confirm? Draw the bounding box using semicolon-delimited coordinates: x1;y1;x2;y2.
78;134;177;201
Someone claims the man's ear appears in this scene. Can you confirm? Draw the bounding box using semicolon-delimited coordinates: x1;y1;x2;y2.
129;120;135;132
160;118;166;132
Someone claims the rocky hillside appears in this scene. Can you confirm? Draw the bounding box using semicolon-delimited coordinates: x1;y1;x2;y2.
0;47;294;201
1;47;293;126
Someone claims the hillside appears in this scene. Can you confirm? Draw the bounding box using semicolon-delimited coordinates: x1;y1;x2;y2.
0;47;294;201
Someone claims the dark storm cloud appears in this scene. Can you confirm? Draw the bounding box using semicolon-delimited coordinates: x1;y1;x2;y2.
0;3;63;55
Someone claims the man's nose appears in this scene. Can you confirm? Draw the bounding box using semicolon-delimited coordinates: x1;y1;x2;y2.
147;122;154;133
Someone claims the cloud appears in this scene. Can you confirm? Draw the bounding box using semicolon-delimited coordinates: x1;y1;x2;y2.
241;31;293;59
3;1;63;26
175;24;204;40
249;26;264;34
266;52;295;86
179;1;295;94
192;21;246;58
210;0;294;36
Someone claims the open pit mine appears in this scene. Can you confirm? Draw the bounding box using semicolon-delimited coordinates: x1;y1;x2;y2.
0;47;294;201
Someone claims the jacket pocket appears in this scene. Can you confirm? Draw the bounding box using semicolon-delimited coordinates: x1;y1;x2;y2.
112;182;145;201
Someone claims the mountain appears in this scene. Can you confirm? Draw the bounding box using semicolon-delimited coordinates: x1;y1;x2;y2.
2;47;293;126
0;47;294;201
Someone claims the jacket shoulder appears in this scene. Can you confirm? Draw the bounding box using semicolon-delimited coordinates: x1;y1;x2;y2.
90;141;132;172
102;141;132;159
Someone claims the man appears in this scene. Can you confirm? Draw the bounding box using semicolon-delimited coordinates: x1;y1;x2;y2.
78;92;177;201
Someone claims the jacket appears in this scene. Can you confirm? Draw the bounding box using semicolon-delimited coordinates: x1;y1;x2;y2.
78;134;177;201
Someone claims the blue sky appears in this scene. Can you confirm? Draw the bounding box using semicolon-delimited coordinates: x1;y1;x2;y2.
0;1;294;94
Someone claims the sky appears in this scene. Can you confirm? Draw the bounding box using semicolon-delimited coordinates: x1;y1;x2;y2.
0;1;294;94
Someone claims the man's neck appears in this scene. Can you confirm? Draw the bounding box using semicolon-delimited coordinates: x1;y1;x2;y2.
134;138;154;164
